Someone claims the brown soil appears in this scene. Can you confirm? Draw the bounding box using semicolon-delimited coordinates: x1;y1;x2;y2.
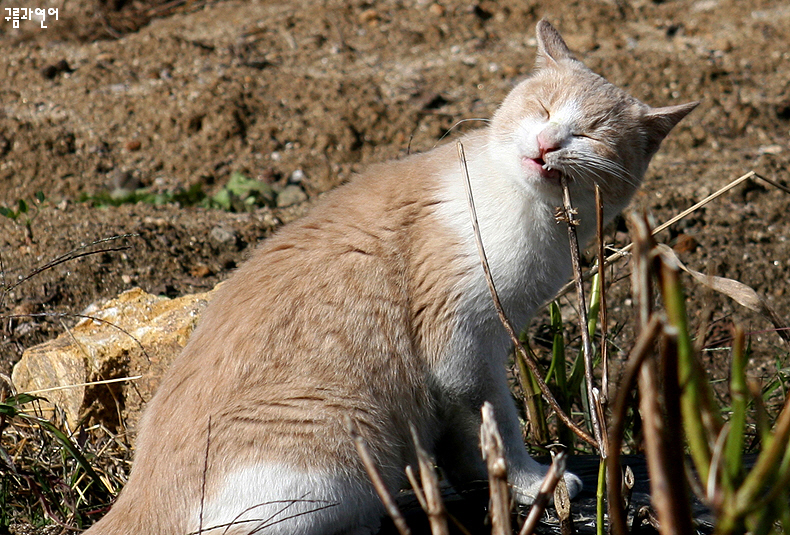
2;0;790;396
3;0;790;402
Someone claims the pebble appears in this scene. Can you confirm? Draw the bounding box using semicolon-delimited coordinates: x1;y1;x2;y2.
276;184;307;207
125;140;142;151
358;8;378;25
209;226;237;248
190;264;212;278
428;3;445;16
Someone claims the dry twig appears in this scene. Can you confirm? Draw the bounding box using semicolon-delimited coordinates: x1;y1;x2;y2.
457;142;595;447
409;426;449;535
481;402;511;535
518;451;568;535
348;417;411;535
558;175;604;451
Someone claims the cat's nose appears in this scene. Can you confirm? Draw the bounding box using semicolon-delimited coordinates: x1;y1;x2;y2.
537;126;562;157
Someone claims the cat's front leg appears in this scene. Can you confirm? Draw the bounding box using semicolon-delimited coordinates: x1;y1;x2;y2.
484;377;583;504
435;368;582;505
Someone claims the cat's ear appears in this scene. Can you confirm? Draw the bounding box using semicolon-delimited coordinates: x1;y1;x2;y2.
643;101;700;155
535;19;575;67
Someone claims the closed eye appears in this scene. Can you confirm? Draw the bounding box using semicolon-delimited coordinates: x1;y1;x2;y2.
538;101;550;120
574;132;599;142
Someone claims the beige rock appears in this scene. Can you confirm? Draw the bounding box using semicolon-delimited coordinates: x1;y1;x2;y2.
11;287;215;436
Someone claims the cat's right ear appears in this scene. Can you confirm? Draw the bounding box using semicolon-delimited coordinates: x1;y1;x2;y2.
535;19;575;68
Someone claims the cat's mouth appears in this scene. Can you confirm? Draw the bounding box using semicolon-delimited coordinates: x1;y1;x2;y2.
522;156;562;182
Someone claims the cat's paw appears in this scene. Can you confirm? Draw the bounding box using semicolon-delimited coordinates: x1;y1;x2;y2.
510;468;583;506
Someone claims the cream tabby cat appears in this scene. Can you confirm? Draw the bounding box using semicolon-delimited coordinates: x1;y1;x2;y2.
86;20;696;535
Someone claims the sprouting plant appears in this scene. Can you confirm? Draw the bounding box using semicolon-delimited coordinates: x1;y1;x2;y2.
0;192;46;242
79;172;277;212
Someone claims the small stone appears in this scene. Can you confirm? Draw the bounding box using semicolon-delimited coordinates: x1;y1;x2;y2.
276;184;307;207
358;8;379;24
125;140;142;151
759;144;783;155
673;233;699;254
209;226;237;248
190;264;212;278
428;3;445;16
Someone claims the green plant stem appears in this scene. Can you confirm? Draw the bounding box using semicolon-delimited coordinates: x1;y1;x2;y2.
596;457;606;535
516;343;549;445
658;255;715;485
723;326;747;492
15;413;109;495
733;394;790;515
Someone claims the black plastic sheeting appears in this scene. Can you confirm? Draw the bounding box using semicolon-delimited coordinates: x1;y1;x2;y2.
378;455;716;535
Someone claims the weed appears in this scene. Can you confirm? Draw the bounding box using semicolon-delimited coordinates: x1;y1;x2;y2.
79;171;276;212
0;192;46;242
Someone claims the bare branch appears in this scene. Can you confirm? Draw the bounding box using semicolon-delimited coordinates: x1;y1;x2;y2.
457;142;595;447
558;174;603;452
481;403;511;535
518;452;568;535
348;416;411;535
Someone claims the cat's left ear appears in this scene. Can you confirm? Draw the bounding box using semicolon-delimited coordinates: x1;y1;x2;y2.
643;101;700;155
535;19;575;67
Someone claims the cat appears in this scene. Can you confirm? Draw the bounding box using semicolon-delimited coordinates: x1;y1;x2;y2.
85;20;697;535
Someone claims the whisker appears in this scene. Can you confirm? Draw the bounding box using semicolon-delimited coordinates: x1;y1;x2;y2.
555;151;638;189
435;117;492;146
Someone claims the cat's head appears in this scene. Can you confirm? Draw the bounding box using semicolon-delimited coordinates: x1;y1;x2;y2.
489;19;698;216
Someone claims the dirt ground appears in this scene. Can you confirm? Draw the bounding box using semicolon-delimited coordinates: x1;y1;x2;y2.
0;0;789;502
1;0;789;406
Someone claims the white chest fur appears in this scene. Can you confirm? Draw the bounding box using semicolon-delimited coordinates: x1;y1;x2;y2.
432;136;573;385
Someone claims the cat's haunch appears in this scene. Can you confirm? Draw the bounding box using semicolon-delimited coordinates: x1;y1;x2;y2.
85;19;696;535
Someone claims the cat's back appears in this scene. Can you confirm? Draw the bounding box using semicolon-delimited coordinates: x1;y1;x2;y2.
126;135;472;484
188;138;462;366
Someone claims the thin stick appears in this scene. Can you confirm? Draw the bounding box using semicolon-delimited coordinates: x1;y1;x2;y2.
638;327;694;535
457;142;595;447
199;416;211;534
518;452;567;535
2;234;138;294
409;426;449;535
754;173;790;195
348;417;411;535
559;174;604;452
559;170;765;297
595;185;610;404
606;315;662;535
24;375;143;395
405;465;427;511
481;403;511;535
